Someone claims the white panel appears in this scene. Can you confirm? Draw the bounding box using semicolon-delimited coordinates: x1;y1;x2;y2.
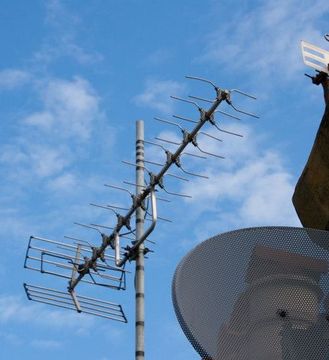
301;40;329;74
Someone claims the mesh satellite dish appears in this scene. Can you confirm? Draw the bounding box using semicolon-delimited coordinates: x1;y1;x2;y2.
172;227;329;359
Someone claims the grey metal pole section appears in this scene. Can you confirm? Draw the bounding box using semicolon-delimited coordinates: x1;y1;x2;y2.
135;120;145;360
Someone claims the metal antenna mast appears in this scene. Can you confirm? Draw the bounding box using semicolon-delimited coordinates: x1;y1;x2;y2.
23;75;258;360
135;120;145;360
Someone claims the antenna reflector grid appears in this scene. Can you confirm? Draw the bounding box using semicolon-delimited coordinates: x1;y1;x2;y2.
24;236;126;290
24;283;127;322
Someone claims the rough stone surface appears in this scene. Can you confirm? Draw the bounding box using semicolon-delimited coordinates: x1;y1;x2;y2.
293;104;329;230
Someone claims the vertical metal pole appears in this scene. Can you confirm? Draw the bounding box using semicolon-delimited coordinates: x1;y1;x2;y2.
135;120;145;360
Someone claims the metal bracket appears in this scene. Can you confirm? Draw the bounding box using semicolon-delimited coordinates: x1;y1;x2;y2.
117;189;157;267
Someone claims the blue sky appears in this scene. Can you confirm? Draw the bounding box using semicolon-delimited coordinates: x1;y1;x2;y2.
1;1;329;359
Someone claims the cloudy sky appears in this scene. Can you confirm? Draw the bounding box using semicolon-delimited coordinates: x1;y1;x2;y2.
1;1;329;359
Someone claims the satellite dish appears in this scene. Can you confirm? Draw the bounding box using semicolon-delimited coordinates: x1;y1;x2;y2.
172;227;329;359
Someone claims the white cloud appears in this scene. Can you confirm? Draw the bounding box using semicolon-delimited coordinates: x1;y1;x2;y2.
0;207;38;246
31;339;63;349
30;144;72;177
0;67;118;247
45;0;78;27
0;144;29;165
0;142;72;179
0;330;63;349
0;331;22;346
1;75;108;194
133;79;186;114
146;48;173;66
24;77;102;140
47;172;77;192
23;112;54;131
33;0;103;66
0;295;37;323
176;123;300;243
0;295;94;331
98;323;125;345
0;69;31;90
200;0;329;83
33;37;104;66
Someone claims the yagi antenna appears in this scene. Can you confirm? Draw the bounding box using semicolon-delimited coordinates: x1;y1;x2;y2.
185;75;219;88
155;136;181;146
199;131;223;142
74;222;102;234
64;235;92;245
92;201;168;225
120;180;171;203
122;159;189;182
212;122;243;137
214;109;241;121
170;95;202;111
24;75;258;360
160;186;192;199
146;156;209;179
188;94;214;104
104;183;134;197
90;223;114;230
145;138;206;159
189;97;243;122
90;203;118;213
186;75;257;116
154;117;218;146
123;180;148;188
226;98;259;119
172;114;198;124
153;119;225;159
91;223;156;245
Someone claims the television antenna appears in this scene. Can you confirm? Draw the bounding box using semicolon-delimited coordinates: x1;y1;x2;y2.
23;75;258;359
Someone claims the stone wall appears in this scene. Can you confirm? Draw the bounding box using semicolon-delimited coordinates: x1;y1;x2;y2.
293;102;329;230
